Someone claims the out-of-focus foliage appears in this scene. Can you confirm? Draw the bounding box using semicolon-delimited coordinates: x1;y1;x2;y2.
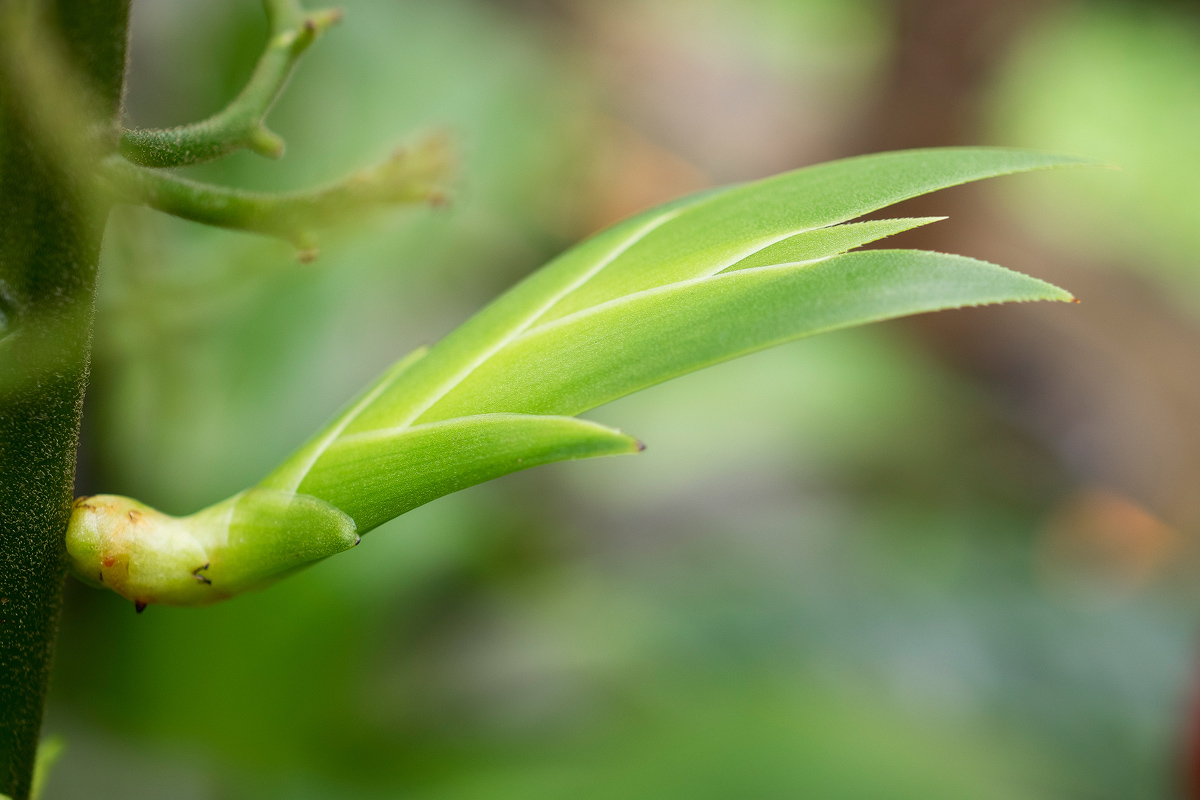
989;4;1200;301
42;1;1200;799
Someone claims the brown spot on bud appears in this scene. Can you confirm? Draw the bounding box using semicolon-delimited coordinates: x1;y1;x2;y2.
135;601;147;614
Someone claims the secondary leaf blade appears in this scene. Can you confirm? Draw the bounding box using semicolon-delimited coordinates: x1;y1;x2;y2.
723;217;944;272
417;250;1073;422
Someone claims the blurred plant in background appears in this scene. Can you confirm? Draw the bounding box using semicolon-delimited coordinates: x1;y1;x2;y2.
37;0;1200;798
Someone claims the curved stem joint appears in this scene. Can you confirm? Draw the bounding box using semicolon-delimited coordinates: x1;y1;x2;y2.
118;0;342;168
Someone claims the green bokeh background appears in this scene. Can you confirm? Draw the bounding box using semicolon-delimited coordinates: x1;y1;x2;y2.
41;1;1200;797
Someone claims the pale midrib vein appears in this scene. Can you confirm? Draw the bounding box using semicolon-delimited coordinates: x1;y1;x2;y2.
391;208;687;429
330;413;605;448
717;217;942;274
533;220;846;327
518;218;936;339
515;252;850;343
700;221;840;276
516;244;1040;344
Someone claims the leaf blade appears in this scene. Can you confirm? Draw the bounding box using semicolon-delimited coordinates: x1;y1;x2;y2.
533;147;1091;324
344;190;725;435
417;249;1072;421
340;148;1089;438
300;414;642;532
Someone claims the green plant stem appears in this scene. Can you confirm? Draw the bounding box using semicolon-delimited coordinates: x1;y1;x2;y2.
0;1;128;797
119;0;341;168
102;135;450;260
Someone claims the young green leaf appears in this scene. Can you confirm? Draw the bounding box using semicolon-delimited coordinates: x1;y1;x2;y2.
343;147;1086;435
68;147;1088;608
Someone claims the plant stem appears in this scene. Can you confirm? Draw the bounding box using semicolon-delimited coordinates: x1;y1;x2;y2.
119;0;343;168
0;1;128;797
102;134;450;259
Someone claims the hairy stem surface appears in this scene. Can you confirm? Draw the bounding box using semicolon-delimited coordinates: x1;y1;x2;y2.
119;0;341;167
104;134;450;259
0;1;128;797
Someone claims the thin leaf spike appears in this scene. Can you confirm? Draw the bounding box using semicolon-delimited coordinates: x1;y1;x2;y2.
67;147;1088;608
722;217;946;272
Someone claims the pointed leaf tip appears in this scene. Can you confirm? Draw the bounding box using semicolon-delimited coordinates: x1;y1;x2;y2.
528;147;1097;324
301;414;642;532
725;216;949;273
